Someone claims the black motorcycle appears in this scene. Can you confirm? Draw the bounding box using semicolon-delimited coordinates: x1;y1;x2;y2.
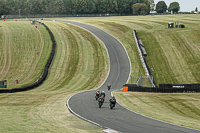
98;97;104;108
107;85;111;91
109;102;115;109
109;98;116;109
95;94;99;100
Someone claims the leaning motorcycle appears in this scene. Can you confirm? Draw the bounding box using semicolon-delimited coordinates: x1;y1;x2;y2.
98;97;104;108
109;98;116;109
95;94;99;100
109;102;115;109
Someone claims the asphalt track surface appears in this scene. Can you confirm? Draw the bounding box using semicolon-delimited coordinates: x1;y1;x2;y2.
56;20;200;133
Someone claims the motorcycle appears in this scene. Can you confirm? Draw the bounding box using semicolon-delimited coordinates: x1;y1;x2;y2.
95;94;99;100
109;98;116;109
107;85;111;91
109;102;115;109
98;97;104;108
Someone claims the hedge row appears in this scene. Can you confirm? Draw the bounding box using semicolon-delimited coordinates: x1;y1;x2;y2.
0;23;56;93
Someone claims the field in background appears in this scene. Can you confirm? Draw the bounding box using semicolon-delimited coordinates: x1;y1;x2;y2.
61;14;200;85
0;21;108;132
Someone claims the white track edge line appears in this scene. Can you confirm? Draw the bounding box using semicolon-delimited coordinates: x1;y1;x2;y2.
62;20;123;132
111;91;200;132
55;19;200;132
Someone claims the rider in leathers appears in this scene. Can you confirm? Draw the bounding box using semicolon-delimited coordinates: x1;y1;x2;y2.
95;90;100;97
100;91;105;98
99;91;105;103
109;96;116;107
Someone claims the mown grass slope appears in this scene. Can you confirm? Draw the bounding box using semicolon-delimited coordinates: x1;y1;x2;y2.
63;14;200;85
1;14;200;132
0;20;52;88
114;91;200;130
59;15;200;129
0;21;108;132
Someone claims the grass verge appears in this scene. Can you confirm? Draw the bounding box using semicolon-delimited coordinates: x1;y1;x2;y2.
113;90;200;130
0;20;108;132
0;21;52;88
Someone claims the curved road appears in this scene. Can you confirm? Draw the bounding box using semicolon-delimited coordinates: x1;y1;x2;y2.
58;20;199;133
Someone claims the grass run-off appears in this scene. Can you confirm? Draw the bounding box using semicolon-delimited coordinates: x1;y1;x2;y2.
113;90;200;130
0;20;52;88
0;20;108;132
0;14;200;132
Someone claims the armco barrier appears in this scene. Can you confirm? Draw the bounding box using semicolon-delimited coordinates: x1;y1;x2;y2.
123;84;200;93
0;23;56;93
133;30;157;87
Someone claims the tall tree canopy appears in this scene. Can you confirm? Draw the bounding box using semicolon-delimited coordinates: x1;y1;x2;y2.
195;7;198;12
132;3;148;15
149;0;155;12
155;1;167;13
0;0;151;16
168;2;180;13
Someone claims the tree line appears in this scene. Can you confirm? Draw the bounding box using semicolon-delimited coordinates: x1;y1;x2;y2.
0;0;155;16
156;1;180;13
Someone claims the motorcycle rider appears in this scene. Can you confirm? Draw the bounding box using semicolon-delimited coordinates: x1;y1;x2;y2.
95;90;101;100
109;96;116;107
95;90;100;97
98;91;105;103
107;84;111;91
100;91;106;98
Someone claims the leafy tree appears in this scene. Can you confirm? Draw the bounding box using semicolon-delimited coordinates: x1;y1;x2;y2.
149;0;155;12
132;3;148;15
0;0;151;16
112;0;118;13
156;1;167;13
117;0;131;14
195;7;198;12
87;0;96;14
55;0;66;14
77;0;87;14
0;0;9;15
71;0;79;14
64;0;72;14
99;0;109;13
143;0;150;14
168;2;180;13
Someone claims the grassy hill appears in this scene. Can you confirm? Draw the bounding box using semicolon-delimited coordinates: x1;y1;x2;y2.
0;14;200;132
64;14;200;85
56;15;200;130
0;20;52;88
0;20;108;132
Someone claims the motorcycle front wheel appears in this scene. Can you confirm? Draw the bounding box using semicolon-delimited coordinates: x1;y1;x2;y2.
110;104;114;109
98;102;102;108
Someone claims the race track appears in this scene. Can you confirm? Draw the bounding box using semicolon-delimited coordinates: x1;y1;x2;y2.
59;20;199;133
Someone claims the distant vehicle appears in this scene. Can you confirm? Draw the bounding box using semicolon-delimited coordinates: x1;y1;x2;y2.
107;84;111;91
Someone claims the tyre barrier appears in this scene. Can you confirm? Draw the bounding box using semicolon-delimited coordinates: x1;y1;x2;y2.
123;84;200;93
0;23;56;93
